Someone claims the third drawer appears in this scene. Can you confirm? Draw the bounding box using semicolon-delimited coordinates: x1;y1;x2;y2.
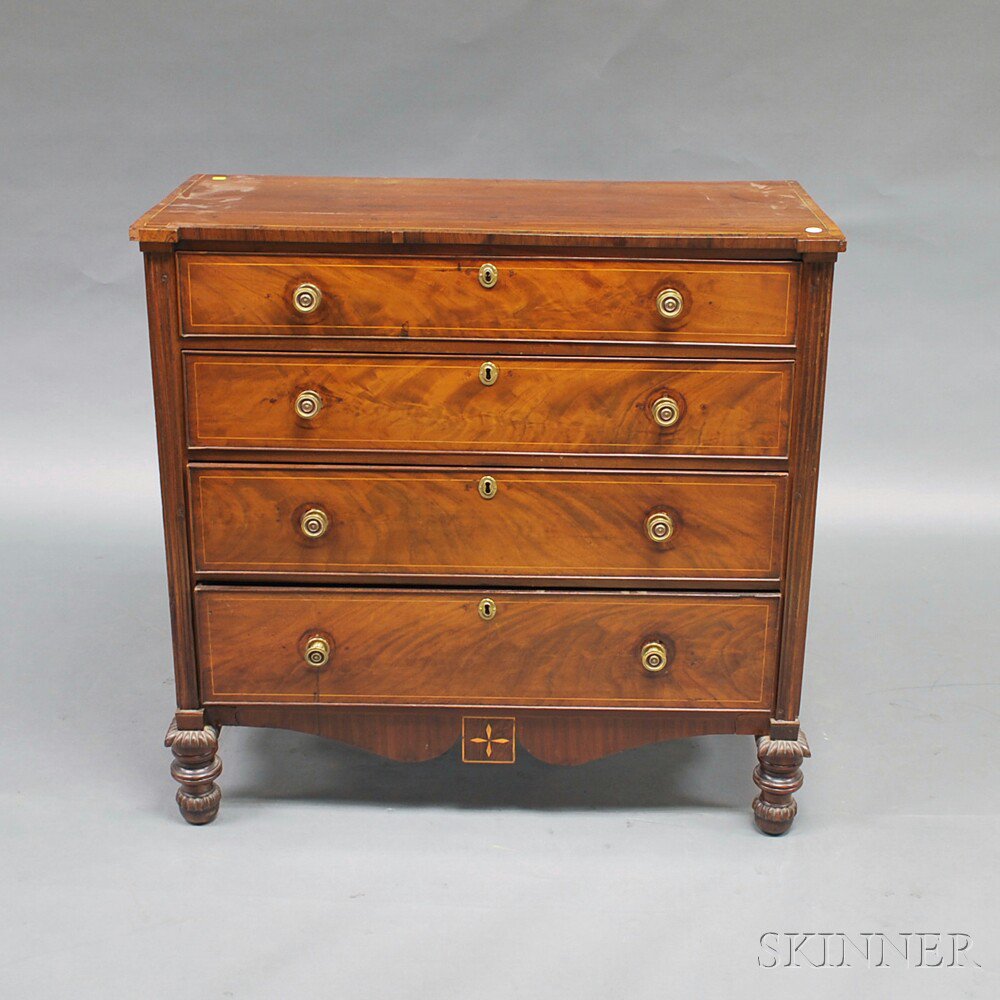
189;466;788;586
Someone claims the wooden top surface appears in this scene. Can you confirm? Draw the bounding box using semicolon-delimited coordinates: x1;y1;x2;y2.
131;175;845;253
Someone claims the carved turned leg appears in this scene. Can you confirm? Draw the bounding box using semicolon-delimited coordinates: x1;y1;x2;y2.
165;717;222;825
752;726;810;835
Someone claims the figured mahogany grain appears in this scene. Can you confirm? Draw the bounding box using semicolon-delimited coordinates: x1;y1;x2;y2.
195;587;779;710
184;354;793;460
188;466;788;584
179;254;798;345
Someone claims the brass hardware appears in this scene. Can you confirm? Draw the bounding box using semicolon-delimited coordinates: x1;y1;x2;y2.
300;507;329;539
651;394;682;429
645;511;674;543
294;389;323;419
292;282;322;315
304;635;331;668
478;598;497;621
478;475;498;500
478;263;498;289
479;361;500;386
655;287;684;320
640;641;670;674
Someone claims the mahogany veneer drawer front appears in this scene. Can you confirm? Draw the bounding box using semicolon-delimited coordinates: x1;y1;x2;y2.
189;467;787;584
195;588;779;710
185;354;793;459
179;254;798;344
133;175;844;832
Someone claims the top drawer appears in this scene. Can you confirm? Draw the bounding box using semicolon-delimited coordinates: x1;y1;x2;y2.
179;255;799;345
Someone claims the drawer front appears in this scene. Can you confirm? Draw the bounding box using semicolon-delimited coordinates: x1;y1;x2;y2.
185;354;793;459
195;588;779;709
189;467;787;583
179;255;798;344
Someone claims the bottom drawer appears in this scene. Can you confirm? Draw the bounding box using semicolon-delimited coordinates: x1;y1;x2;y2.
195;588;779;710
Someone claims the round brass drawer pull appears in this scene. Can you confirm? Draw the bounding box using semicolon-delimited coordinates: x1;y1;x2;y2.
294;389;323;419
640;640;670;674
479;361;499;386
300;507;330;539
655;287;684;320
304;635;331;668
645;511;675;543
651;395;682;429
478;262;499;289
292;282;322;315
478;475;498;500
478;598;497;621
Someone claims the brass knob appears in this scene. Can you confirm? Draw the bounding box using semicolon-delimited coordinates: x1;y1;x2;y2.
651;395;682;429
640;641;670;674
300;507;329;539
304;635;331;668
656;288;684;320
478;263;498;289
292;282;322;315
294;389;323;419
478;598;497;621
479;361;499;386
645;511;674;543
478;475;498;500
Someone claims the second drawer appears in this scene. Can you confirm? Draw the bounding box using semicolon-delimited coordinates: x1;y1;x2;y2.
189;466;788;585
184;354;793;460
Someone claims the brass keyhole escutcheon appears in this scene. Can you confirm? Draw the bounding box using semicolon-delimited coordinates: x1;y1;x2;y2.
303;634;331;668
655;287;684;320
478;262;498;289
300;507;330;539
640;640;671;674
479;361;499;386
294;389;323;419
651;394;682;429
292;282;322;315
478;598;497;621
645;511;674;543
478;475;498;499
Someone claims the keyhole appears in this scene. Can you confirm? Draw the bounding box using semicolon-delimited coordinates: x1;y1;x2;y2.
478;475;498;499
479;361;499;386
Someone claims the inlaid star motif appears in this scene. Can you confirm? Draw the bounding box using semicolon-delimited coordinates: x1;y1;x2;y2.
469;723;510;758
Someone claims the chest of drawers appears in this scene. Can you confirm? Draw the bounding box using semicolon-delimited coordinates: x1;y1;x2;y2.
131;176;845;833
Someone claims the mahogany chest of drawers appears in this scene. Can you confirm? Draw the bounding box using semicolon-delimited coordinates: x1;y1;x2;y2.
131;175;845;833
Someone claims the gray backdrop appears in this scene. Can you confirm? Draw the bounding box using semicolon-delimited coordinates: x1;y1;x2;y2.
1;2;997;997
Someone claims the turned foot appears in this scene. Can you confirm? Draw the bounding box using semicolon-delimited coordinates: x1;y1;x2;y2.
752;727;810;835
165;717;222;825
